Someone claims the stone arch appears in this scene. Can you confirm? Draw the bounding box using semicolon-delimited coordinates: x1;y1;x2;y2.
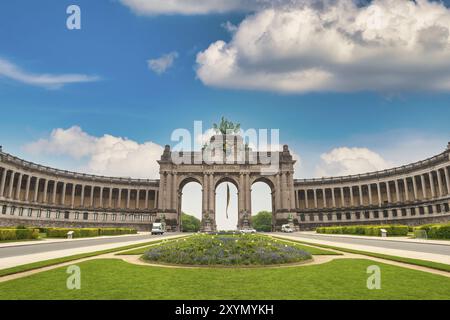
214;175;240;230
251;175;276;230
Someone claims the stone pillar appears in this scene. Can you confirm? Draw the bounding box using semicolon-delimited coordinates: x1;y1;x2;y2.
340;187;345;207
24;175;31;202
8;171;15;199
126;188;130;209
61;183;66;206
359;185;363;206
412;176;418;200
350;187;354;207
386;182;391;203
421;174;427;199
0;169;7;198
33;178;40;202
445;167;450;195
108;188;113;208
313;189;318;208
166;173;172;210
332;188;336;207
15;173;22;200
158;174;165;210
71;184;76;208
99;187;104;208
304;190;309;209
436;169;443;197
209;173;215;219
42;179;48;203
145;190;149;209
323;189;327;208
244;173;251;213
429;172;436;198
90;186;95;207
395;180;400;202
289;173;296;210
239;173;244;213
172;173;178;210
276;173;281;210
117;188;122;208
368;184;373;205
52;181;57;204
377;183;382;206
203;173;209;213
403;178;409;201
154;191;158;209
281;172;287;209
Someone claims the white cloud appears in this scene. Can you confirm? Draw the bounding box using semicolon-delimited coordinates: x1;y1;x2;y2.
23;126;164;179
315;147;393;177
196;0;450;93
147;51;179;75
0;57;99;89
120;0;268;15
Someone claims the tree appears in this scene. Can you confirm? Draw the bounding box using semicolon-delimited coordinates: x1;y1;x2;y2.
252;211;272;232
212;116;241;135
181;213;201;232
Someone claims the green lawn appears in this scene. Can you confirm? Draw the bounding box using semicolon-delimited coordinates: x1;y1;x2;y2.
1;258;449;300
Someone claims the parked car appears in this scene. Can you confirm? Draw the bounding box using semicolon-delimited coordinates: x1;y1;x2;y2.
240;228;257;234
281;224;293;233
151;222;165;235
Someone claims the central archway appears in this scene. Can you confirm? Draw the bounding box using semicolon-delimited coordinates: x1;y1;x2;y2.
215;178;239;231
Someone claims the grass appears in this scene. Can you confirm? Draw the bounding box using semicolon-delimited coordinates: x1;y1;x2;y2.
0;258;449;300
0;237;186;277
272;236;450;273
117;235;192;255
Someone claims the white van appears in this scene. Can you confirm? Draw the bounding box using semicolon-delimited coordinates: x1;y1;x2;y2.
281;224;293;233
151;222;165;235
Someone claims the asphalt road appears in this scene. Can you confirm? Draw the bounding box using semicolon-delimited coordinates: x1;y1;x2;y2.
275;232;450;256
0;233;178;259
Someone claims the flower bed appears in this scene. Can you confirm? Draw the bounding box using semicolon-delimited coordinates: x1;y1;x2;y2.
142;234;312;266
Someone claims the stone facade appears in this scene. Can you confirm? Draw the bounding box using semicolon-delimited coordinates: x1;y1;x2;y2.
1;140;449;231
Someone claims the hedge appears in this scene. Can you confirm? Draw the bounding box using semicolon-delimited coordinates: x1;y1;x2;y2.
0;228;39;241
414;223;450;239
316;225;409;237
44;227;137;238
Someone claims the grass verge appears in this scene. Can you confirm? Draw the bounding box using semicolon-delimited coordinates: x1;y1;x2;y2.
272;236;450;273
0;236;187;277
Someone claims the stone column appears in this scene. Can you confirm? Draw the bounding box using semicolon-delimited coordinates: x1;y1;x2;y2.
203;173;209;213
90;186;95;207
8;171;15;199
359;185;363;206
429;172;436;198
42;179;48;203
24;175;31;202
209;173;215;215
172;173;178;210
313;189;318;208
377;183;382;206
289;173;296;210
368;184;373;205
395;180;400;202
80;185;85;206
52;181;57;204
421;174;427;199
281;172;287;209
71;184;76;208
323;189;327;208
145;190;149;209
166;173;172;210
99;187;104;208
61;183;66;206
386;182;391;203
304;190;309;209
276;173;281;211
350;187;354;207
33;178;40;202
15;173;22;200
436;169;443;197
332;188;336;207
118;188;122;208
403;178;409;201
0;169;7;198
126;188;130;209
340;187;345;207
108;188;113;208
154;191;158;209
158;173;165;210
412;176;418;200
445;167;450;195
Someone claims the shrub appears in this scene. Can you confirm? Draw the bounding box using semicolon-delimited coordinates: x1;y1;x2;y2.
252;211;272;232
0;228;39;241
181;213;201;232
45;227;136;238
316;225;408;237
415;223;450;239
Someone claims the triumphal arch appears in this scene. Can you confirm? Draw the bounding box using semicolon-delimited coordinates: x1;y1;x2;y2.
157;134;296;231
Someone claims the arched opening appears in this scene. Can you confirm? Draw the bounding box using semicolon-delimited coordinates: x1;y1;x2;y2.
180;179;202;232
215;180;239;231
251;180;273;231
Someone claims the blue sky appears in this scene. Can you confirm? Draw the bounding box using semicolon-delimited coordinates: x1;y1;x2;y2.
1;0;450;228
